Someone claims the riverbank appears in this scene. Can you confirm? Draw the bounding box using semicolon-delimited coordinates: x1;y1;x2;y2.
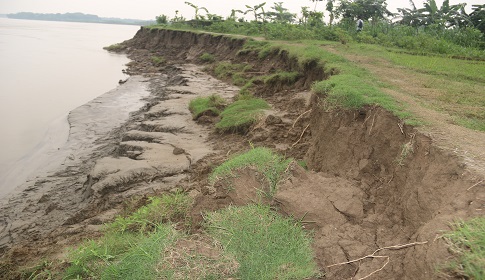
1;27;484;279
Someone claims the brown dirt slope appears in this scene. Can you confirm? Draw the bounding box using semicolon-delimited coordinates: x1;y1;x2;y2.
121;28;485;279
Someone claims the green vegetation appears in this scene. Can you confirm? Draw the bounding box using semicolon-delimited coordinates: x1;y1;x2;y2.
442;217;485;279
65;224;179;279
205;204;318;279
213;61;251;86
199;52;215;63
188;94;226;120
215;98;270;133
332;43;485;130
107;192;192;233
209;147;292;196
61;189;316;279
151;55;165;66
103;43;125;52
64;193;191;279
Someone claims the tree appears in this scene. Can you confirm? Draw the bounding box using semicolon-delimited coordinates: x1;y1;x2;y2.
310;0;324;11
326;0;335;26
335;0;392;22
418;0;470;27
184;2;209;20
156;14;168;24
267;2;295;23
228;9;244;21
300;6;310;25
245;2;267;22
171;10;186;23
469;4;485;34
396;0;423;28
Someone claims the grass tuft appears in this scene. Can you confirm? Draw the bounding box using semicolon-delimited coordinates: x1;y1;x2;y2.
107;192;192;233
103;43;125;52
151;55;165;66
209;147;291;195
215;98;270;133
205;204;318;280
200;52;215;63
442;217;485;279
189;94;226;120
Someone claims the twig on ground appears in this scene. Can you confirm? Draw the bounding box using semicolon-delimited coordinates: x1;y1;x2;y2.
358;257;390;280
291;123;310;148
369;113;377;135
467;179;484;191
387;174;394;184
290;109;312;131
398;122;404;134
327;241;428;279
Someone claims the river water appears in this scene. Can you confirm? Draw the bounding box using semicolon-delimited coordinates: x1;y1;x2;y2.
0;18;140;196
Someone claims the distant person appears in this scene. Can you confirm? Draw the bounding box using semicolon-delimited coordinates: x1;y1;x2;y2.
356;17;363;32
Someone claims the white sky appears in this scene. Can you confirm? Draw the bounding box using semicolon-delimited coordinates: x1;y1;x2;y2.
0;0;479;21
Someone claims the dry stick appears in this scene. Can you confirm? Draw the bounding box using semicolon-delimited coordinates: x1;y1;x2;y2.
358;257;390;280
290;109;312;131
398;122;404;134
291;123;310;148
327;241;428;268
467;179;484;191
368;113;377;135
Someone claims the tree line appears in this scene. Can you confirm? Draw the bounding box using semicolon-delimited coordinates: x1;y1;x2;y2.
155;0;484;58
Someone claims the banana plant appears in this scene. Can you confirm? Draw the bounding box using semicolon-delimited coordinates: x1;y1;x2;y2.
184;1;209;20
244;2;266;22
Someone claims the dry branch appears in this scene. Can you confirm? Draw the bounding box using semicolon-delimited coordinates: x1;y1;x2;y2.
290;109;312;130
327;241;428;279
467;179;484;191
291;123;310;148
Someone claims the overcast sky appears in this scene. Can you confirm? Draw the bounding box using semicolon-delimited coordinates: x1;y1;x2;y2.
0;0;479;21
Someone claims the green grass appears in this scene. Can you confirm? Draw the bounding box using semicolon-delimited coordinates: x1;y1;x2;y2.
188;94;226;120
263;71;300;85
200;52;215;63
205;204;318;280
64;193;192;279
64;225;179;279
107;192;192;233
335;42;485;131
442;217;485;279
103;43;124;52
209;147;291;196
151;55;165;66
215;98;270;133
